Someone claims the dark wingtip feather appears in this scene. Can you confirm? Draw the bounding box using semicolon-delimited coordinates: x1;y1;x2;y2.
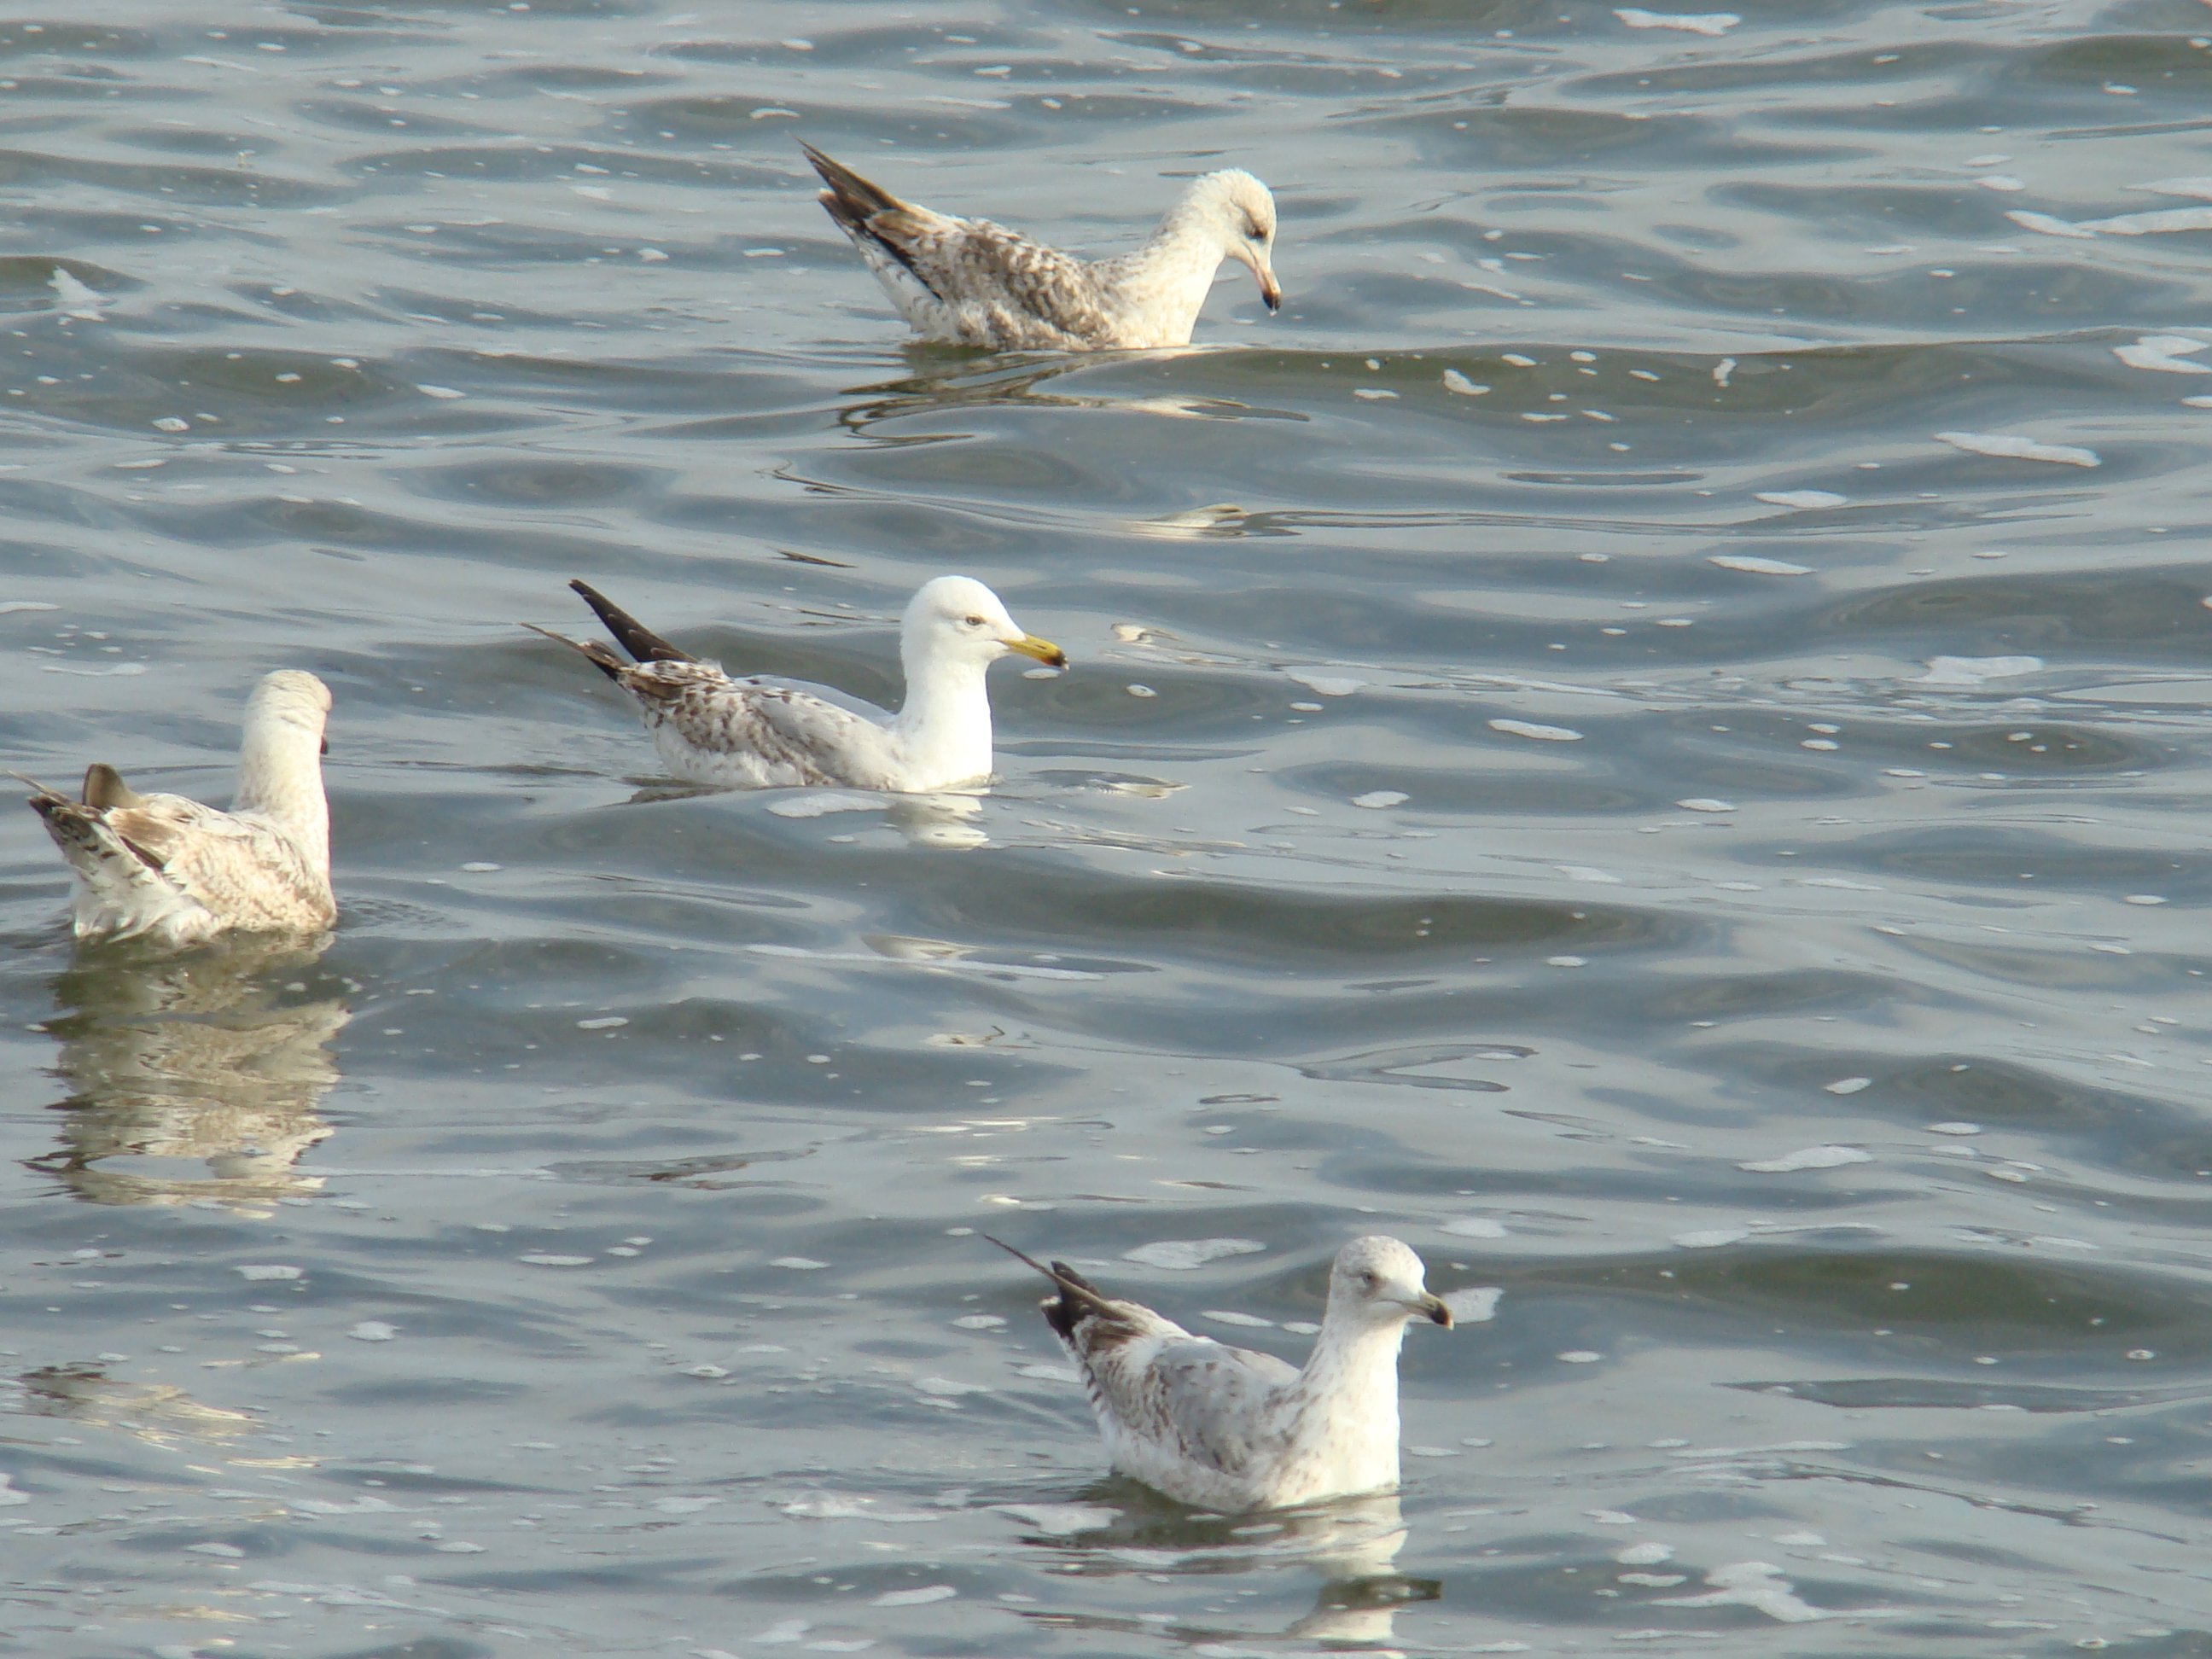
521;622;629;682
796;139;904;222
568;579;696;667
981;1234;1118;1343
82;763;138;811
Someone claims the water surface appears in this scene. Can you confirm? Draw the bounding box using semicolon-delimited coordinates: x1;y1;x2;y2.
3;2;2212;1655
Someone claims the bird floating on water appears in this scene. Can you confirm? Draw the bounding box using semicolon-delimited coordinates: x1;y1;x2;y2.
989;1234;1452;1511
21;670;335;947
529;576;1066;794
800;140;1282;352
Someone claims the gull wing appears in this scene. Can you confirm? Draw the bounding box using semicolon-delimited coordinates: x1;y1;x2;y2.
106;793;331;928
28;777;328;939
1127;1338;1301;1477
612;660;897;789
800;142;1114;346
989;1240;1300;1480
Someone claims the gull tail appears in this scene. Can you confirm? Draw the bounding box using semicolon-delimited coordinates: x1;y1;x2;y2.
799;139;907;231
981;1234;1122;1344
21;775;187;937
521;622;631;682
569;579;696;666
81;763;143;811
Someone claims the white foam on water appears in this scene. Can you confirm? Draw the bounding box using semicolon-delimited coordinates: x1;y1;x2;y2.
2082;207;2212;235
1710;555;1811;575
2114;335;2209;373
1824;1077;1872;1095
1441;1216;1508;1238
1446;1287;1503;1323
1490;718;1584;741
1442;370;1488;395
236;1264;302;1280
767;790;883;818
49;266;102;317
873;1585;955;1607
1657;1561;1836;1624
1615;8;1740;33
1935;430;2099;467
1122;1237;1265;1270
997;1502;1118;1535
2005;209;2097;239
2133;177;2212;200
1912;654;2043;686
1753;490;1844;509
1286;668;1366;696
1738;1145;1874;1173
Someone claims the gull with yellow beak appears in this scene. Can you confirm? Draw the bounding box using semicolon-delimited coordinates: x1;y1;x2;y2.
988;1234;1454;1512
528;576;1065;793
800;140;1283;352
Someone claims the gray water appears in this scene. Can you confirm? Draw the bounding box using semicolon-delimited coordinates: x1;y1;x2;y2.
3;1;2212;1654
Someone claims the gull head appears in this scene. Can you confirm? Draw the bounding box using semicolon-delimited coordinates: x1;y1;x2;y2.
247;669;334;750
1329;1236;1452;1329
902;575;1066;674
1196;170;1282;314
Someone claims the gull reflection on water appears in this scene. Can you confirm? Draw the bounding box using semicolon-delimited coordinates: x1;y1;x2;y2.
26;934;347;1217
1010;1485;1433;1649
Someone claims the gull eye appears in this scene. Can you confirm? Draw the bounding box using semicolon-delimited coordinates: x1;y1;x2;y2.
963;614;987;628
1359;1270;1381;1291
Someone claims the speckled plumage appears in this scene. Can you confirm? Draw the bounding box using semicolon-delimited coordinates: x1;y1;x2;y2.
801;141;1282;351
992;1236;1453;1512
533;575;1066;794
24;671;335;948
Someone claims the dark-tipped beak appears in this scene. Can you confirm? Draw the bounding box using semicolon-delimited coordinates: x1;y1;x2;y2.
320;736;329;756
1419;1293;1452;1329
1007;633;1068;671
1260;272;1283;314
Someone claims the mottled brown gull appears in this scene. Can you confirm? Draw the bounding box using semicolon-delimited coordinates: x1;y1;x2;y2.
528;576;1066;793
989;1235;1452;1511
800;140;1282;351
22;670;335;947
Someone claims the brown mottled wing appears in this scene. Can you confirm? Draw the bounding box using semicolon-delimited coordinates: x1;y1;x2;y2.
614;660;895;789
106;794;332;928
900;217;1117;344
1039;1258;1300;1478
800;142;1115;346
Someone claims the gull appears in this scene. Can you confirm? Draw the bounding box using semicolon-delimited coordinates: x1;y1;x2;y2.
988;1235;1452;1511
528;576;1067;793
21;671;335;947
800;140;1282;351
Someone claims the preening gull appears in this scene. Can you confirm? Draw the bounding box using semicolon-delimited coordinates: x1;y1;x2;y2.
989;1235;1452;1511
800;140;1282;351
21;670;335;946
529;576;1066;793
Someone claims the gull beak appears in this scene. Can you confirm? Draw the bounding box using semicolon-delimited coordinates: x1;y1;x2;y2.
1414;1292;1452;1329
320;736;329;756
1258;264;1282;314
1005;633;1068;670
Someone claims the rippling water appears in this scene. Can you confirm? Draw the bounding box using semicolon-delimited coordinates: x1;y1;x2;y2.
3;2;2211;1654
